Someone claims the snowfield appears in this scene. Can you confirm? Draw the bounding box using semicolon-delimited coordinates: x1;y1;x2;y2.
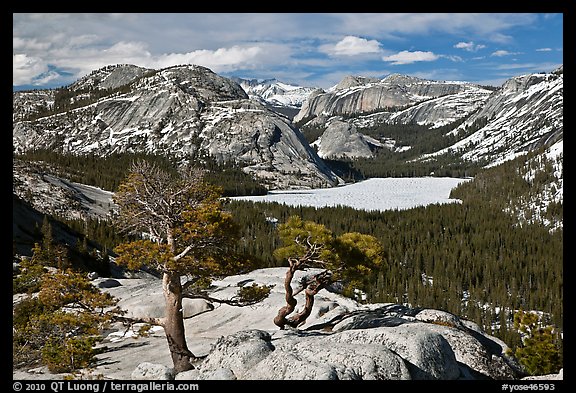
232;177;471;212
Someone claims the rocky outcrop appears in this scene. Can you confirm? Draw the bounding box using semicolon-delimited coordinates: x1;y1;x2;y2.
199;100;340;189
12;159;116;221
14;267;546;380
184;303;521;380
131;362;175;380
69;64;152;91
95;275;214;320
333;75;380;91
12;64;339;190
380;87;492;128
313;119;381;159
89;268;524;380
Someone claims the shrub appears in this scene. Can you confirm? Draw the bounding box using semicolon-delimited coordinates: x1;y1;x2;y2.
509;310;563;375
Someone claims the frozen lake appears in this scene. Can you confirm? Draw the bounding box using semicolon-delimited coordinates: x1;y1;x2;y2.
231;177;471;212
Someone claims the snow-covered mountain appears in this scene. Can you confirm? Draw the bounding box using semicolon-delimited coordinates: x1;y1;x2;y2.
424;67;563;165
297;68;562;170
230;77;317;109
12;64;563;198
294;73;492;128
12;64;340;190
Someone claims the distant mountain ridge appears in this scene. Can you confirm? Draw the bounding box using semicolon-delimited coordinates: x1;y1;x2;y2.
294;74;492;126
230;76;318;109
13;63;562;195
425;67;563;165
12;64;340;190
296;67;562;169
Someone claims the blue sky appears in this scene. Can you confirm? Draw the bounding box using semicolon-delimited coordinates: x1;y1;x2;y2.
13;13;563;90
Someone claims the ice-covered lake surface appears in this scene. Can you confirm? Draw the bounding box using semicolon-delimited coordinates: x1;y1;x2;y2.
231;177;471;212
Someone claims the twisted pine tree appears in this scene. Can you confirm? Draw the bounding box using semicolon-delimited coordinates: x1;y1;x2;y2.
273;216;384;329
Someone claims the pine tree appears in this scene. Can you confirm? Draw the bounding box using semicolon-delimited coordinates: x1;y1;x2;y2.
113;160;270;372
272;216;384;329
13;249;122;372
510;310;563;376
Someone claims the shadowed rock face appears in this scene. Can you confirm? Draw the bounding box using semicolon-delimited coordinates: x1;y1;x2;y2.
12;64;339;190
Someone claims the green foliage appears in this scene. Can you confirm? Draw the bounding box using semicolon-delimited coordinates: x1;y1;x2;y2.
13;216;111;293
13;266;121;372
114;240;172;272
225;143;562;339
333;232;385;297
13;297;46;328
42;336;101;373
29;217;72;270
509;310;563;376
237;283;273;305
111;160;270;371
274;216;384;296
13;256;47;294
451;148;562;229
227;190;562;338
274;216;336;268
113;162;246;278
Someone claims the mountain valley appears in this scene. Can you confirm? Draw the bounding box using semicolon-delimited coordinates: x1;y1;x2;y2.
12;63;563;381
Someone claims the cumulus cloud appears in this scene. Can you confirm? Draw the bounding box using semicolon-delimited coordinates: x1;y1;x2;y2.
454;41;486;52
161;46;264;72
321;36;382;56
382;50;439;65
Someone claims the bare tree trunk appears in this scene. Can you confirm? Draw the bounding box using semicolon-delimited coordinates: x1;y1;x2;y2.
286;287;317;328
162;271;195;373
284;270;331;328
273;263;298;329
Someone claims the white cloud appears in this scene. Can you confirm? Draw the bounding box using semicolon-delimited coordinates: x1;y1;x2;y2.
159;45;266;72
321;36;382;56
13;38;292;86
382;50;439;65
536;47;553;52
12;13;560;89
454;41;486;52
442;55;463;62
332;13;538;39
13;54;49;85
13;37;51;51
489;33;514;44
494;62;561;71
491;50;522;57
